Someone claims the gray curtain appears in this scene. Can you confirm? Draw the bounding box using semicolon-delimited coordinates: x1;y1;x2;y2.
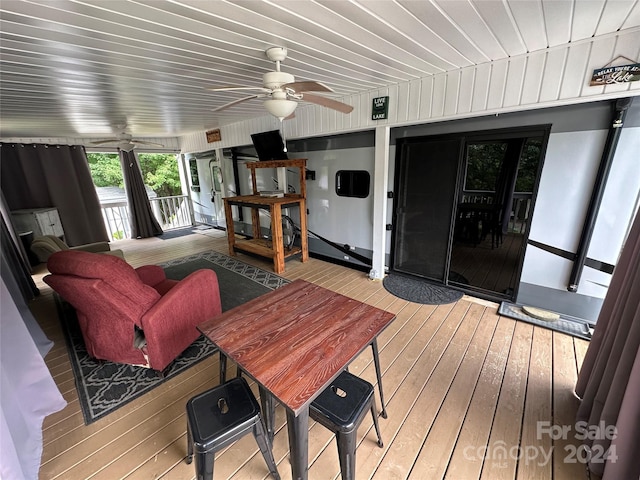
0;143;108;246
575;207;640;479
119;149;162;238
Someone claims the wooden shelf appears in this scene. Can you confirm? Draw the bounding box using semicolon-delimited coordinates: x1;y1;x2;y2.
234;238;302;259
223;158;308;274
226;194;304;208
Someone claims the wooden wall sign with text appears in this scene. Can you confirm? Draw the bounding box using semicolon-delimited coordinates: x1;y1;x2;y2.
372;96;389;120
590;63;640;86
206;129;221;143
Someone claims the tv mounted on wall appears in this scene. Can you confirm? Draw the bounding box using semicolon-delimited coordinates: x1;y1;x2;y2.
250;130;288;161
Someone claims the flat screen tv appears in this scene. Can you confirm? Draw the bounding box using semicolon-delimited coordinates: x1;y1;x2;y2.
251;130;288;161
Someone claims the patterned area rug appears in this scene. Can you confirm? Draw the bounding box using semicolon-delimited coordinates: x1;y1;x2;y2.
57;251;289;425
383;274;464;304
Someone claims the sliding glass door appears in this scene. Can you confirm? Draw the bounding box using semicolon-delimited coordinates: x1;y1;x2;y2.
392;138;460;282
391;126;548;300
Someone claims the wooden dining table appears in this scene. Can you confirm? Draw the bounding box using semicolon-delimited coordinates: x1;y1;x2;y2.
198;279;396;480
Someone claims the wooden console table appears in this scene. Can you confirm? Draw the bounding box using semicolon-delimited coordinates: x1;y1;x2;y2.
223;159;308;274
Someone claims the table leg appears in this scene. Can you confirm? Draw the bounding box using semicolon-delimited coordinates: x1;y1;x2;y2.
371;339;387;418
271;204;285;274
219;352;227;383
259;386;276;444
286;407;309;480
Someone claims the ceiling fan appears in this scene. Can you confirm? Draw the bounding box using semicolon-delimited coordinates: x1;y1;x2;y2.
209;47;354;120
90;125;165;151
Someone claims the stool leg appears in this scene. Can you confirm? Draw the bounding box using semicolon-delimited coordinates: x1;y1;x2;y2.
370;403;384;448
186;421;193;464
371;339;387;418
253;416;281;480
194;450;214;480
336;431;357;480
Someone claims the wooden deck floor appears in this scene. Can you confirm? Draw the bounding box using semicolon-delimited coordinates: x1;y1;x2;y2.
32;229;594;480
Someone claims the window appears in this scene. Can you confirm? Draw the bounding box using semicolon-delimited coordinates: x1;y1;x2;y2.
189;158;200;188
335;170;370;198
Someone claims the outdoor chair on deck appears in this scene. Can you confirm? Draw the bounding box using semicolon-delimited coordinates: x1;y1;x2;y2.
310;370;383;480
185;377;280;480
44;250;222;373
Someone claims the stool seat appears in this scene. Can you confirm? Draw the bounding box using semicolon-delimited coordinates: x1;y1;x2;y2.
310;371;383;480
186;377;280;480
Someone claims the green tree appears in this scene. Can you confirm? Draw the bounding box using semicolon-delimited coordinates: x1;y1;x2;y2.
138;153;181;197
515;138;542;193
86;153;123;187
465;142;507;191
86;152;181;197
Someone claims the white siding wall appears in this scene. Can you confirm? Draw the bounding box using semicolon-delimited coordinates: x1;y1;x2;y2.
180;29;640;153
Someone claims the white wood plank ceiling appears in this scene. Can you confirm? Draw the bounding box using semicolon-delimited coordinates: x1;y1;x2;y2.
1;0;639;140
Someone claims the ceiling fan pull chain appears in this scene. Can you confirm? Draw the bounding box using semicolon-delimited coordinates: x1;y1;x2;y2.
280;119;288;152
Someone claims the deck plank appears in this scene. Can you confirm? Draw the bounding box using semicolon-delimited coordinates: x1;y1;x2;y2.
479;321;533;479
517;327;553;480
552;333;590;480
408;308;499;479
444;317;516;480
28;232;592;480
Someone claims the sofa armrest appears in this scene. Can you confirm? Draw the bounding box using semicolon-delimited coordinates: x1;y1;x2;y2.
140;269;222;371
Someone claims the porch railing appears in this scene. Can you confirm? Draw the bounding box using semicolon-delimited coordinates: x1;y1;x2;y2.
100;195;193;240
460;191;533;233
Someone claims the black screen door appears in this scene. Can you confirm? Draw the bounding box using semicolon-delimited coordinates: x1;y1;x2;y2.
392;139;460;282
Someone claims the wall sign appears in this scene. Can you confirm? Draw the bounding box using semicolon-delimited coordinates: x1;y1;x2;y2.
206;129;221;143
590;56;640;86
372;96;389;120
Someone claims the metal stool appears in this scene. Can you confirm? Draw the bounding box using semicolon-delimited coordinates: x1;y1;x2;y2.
310;371;383;480
185;377;280;480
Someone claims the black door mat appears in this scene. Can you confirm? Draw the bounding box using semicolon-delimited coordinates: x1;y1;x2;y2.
498;302;593;340
383;274;464;305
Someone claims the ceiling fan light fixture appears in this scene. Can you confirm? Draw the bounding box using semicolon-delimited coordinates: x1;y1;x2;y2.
263;98;297;120
207;46;352;117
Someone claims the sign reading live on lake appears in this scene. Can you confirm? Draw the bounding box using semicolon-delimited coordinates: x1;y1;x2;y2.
372;96;389;120
590;63;640;86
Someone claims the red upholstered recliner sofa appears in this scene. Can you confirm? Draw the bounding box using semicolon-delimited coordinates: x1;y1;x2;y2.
44;250;222;372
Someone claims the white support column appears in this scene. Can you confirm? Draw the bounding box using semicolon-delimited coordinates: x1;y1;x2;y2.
371;126;390;280
179;153;197;226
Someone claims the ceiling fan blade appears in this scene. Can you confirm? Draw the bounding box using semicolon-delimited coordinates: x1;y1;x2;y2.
284;81;332;93
208;86;270;92
131;140;165;148
90;139;120;145
302;94;354;114
212;94;265;113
